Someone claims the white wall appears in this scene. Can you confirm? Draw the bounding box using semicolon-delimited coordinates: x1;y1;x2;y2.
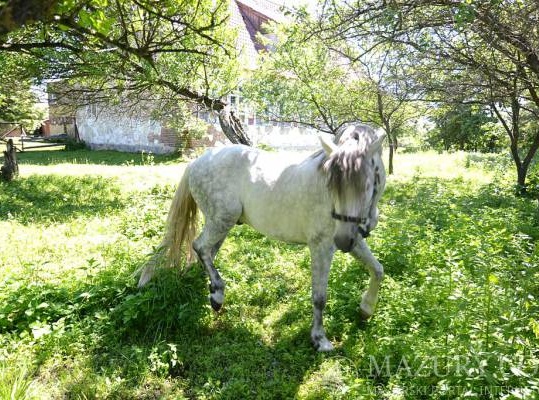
248;124;326;151
75;105;327;153
76;106;174;154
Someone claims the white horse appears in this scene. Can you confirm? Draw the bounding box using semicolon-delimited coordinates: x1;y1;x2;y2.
139;123;386;351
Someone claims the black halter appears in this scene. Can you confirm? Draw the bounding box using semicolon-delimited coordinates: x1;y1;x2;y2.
331;209;372;238
331;210;367;224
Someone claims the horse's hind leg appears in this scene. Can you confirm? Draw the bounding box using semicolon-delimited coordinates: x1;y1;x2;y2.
352;239;384;319
193;219;236;312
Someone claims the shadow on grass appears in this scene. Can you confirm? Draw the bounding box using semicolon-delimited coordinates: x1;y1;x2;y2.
81;176;538;398
320;176;539;396
0;258;323;399
14;148;182;166
0;174;126;224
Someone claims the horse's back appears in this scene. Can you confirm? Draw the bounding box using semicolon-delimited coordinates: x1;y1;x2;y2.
188;144;315;191
187;145;331;244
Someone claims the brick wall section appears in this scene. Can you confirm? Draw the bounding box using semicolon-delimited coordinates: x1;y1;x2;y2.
189;125;230;149
155;125;230;151
159;127;180;148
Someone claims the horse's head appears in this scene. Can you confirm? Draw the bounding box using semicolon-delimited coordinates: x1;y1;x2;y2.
320;124;385;252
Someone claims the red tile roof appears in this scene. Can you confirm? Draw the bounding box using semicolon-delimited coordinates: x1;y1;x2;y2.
230;0;285;67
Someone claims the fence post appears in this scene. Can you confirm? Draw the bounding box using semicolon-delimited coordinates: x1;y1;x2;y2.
1;139;19;181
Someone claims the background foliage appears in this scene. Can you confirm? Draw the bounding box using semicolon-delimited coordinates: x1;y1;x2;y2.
0;52;44;128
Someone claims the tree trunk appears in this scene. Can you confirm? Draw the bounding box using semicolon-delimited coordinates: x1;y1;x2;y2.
0;0;59;35
388;140;394;175
516;164;527;194
509;143;526;195
218;106;252;146
376;91;394;174
158;85;252;146
508;130;539;195
1;139;19;181
490;100;539;195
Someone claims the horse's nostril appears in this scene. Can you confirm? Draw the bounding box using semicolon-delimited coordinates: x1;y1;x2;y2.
358;226;370;238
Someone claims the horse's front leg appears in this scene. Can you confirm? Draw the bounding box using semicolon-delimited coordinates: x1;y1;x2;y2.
352;239;384;319
309;241;336;352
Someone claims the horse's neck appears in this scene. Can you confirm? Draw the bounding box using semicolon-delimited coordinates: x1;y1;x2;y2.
278;151;326;187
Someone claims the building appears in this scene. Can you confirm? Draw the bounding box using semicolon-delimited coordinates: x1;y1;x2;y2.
48;0;320;153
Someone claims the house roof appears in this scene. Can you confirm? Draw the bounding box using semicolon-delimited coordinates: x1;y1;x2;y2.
230;0;285;68
237;0;286;23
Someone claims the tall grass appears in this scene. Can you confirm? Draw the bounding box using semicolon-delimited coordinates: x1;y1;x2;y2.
0;362;34;400
0;148;537;399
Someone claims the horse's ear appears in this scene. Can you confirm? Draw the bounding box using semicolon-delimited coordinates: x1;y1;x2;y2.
319;135;337;156
366;134;385;157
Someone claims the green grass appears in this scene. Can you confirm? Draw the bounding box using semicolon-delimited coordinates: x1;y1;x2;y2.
0;148;538;399
16;148;183;166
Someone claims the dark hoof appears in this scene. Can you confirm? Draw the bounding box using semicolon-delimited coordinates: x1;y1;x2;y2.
359;308;372;321
210;297;223;312
312;338;334;352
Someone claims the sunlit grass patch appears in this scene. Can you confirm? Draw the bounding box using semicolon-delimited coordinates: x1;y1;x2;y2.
391;151;513;184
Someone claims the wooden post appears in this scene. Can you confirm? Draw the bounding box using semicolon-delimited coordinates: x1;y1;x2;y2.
1;139;19;181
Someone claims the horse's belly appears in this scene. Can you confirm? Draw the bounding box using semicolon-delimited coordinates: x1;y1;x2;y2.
190;145;332;244
239;186;331;245
243;213;308;244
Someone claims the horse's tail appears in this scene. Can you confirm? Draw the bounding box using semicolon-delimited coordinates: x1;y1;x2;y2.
138;166;198;287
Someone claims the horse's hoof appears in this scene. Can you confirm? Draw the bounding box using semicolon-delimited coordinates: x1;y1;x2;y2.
315;338;334;352
312;333;334;352
210;297;223;312
359;307;372;321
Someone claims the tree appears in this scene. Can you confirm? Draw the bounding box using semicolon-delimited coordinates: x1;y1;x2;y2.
344;44;422;174
245;22;369;134
313;0;539;190
0;0;59;35
0;52;44;127
0;0;251;145
429;104;501;152
246;20;421;174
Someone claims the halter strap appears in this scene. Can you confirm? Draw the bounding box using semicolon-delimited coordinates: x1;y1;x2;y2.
331;210;367;224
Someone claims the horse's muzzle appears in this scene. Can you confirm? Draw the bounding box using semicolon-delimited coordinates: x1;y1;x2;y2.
334;235;356;253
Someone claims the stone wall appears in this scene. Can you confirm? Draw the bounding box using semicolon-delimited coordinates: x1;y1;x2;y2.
76;107;178;154
74;105;323;154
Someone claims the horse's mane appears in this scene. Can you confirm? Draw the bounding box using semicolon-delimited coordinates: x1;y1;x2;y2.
321;143;369;195
316;124;377;195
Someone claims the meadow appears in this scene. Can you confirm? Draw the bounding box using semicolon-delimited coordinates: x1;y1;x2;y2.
0;148;538;399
